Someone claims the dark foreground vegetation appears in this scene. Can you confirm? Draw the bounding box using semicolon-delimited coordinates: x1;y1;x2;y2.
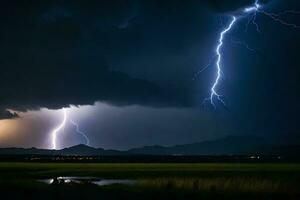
0;154;297;163
0;162;299;199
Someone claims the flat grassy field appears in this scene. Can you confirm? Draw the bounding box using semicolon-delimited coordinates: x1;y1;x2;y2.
0;162;299;199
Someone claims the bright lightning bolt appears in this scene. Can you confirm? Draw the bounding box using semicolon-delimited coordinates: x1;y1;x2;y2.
244;0;260;13
51;108;90;149
204;16;237;108
70;119;90;146
51;108;67;150
201;0;300;108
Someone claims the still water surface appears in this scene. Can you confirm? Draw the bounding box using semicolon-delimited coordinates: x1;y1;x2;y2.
39;176;135;186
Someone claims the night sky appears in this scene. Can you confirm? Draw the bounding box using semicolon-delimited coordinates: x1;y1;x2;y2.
0;0;299;149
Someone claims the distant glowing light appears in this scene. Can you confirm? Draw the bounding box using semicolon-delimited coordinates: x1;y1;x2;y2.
51;108;67;149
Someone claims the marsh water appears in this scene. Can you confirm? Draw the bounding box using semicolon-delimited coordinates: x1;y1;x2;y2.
39;177;135;186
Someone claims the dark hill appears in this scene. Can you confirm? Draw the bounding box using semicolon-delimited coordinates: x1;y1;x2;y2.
0;135;299;156
128;135;270;155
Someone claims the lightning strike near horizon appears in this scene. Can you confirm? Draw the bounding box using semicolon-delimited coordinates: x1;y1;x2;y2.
51;108;90;149
70;119;90;146
201;0;300;108
51;108;67;149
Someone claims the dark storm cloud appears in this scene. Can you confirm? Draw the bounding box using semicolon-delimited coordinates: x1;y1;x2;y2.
0;0;299;149
0;0;299;139
0;0;260;119
0;0;256;119
0;0;197;119
0;0;262;117
0;109;18;119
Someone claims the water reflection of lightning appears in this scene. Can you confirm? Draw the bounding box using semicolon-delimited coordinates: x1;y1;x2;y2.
201;0;300;108
70;119;90;146
51;108;67;149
